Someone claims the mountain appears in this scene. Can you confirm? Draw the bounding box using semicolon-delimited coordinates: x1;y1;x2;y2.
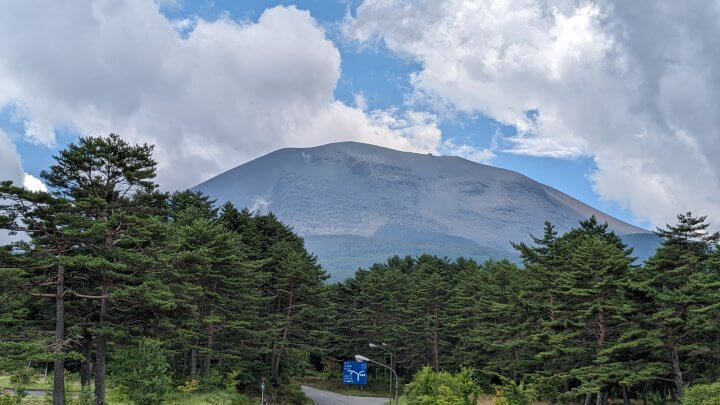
193;141;660;280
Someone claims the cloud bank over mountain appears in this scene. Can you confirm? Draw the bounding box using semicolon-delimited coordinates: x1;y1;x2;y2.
345;0;720;227
0;0;717;230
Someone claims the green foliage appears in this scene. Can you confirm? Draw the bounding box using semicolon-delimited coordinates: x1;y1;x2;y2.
166;390;253;405
4;134;720;404
492;380;535;405
530;374;562;403
277;383;309;405
77;384;93;405
405;366;481;405
177;379;199;394
683;381;720;404
9;367;32;403
109;339;172;404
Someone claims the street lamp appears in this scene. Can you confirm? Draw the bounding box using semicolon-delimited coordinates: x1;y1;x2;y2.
369;343;395;397
355;354;398;405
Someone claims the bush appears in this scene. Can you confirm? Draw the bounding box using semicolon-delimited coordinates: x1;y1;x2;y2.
109;338;172;405
405;366;482;405
278;383;308;405
493;380;535;405
166;389;253;405
199;369;225;391
77;384;93;405
177;378;199;394
9;367;32;404
0;393;13;405
683;381;720;405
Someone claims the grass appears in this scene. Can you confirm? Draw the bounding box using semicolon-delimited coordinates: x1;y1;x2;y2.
385;395;499;405
164;389;252;404
0;373;310;404
0;374;79;392
384;396;675;405
0;374;82;392
385;394;407;404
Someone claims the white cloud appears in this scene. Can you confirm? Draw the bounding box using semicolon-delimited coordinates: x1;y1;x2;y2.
23;173;47;192
0;130;24;185
0;1;447;190
345;0;720;227
0;130;47;194
249;195;271;213
440;139;495;164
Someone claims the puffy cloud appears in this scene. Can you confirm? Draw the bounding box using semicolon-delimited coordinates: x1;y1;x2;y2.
345;0;720;227
0;1;459;189
23;174;47;192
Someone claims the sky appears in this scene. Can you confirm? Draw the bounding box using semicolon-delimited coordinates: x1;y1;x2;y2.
1;0;720;231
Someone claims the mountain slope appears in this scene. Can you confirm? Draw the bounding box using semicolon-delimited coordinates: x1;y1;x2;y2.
194;142;658;280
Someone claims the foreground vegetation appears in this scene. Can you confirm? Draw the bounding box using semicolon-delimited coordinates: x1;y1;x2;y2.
1;135;719;404
0;135;322;404
330;214;720;404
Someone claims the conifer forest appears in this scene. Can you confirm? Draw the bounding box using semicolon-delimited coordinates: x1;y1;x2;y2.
2;135;720;404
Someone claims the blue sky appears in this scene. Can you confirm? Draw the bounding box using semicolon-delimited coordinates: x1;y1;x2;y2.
3;0;718;231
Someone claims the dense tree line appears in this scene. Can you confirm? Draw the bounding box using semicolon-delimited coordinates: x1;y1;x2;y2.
327;217;720;403
2;134;719;404
0;135;328;404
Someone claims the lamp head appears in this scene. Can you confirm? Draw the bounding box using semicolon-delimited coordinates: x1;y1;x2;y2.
355;354;370;362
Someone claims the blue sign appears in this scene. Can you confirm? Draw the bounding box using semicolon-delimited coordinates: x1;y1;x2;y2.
343;361;367;385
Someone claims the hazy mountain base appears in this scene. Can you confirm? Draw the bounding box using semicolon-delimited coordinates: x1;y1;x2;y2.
305;227;661;283
306;229;662;282
305;234;517;282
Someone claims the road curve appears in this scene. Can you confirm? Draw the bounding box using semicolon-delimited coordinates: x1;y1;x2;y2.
301;385;390;405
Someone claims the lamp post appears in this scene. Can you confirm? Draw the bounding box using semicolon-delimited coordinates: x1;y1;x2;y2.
369;343;395;397
355;354;398;405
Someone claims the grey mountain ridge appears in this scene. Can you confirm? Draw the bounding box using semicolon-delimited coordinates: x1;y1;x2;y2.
194;141;660;281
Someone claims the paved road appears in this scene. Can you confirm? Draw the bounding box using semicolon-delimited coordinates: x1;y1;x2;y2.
1;389;47;397
301;385;389;405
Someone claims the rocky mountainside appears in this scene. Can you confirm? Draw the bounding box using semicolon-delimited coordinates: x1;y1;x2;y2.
194;142;659;280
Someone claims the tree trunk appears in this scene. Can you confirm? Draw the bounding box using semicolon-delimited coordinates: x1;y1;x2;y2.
272;286;294;380
53;265;65;405
203;328;213;378
190;348;197;378
80;331;93;387
621;385;630;405
671;345;684;397
584;393;593;405
94;283;108;405
595;390;606;405
182;350;188;377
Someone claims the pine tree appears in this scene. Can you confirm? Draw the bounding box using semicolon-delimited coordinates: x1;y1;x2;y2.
406;255;451;371
267;239;329;384
460;260;536;381
634;213;720;397
0;182;76;404
445;258;484;370
39;134;160;404
165;193;265;381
